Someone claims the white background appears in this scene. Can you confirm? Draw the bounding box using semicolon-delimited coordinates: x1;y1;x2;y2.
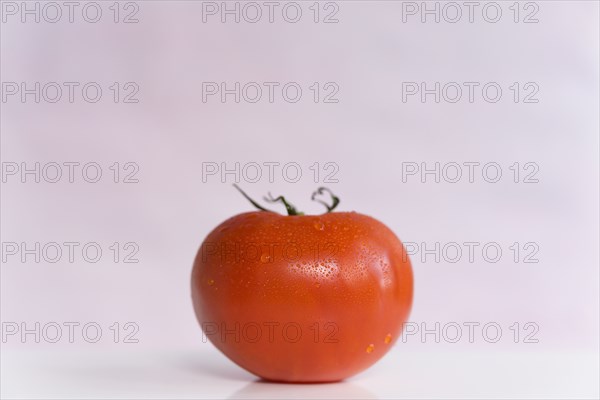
1;1;599;398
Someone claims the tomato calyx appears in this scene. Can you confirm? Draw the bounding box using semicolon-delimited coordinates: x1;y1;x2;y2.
232;184;273;213
264;192;304;216
233;184;340;216
311;187;340;213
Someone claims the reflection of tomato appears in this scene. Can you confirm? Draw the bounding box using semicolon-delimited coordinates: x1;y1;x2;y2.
191;190;413;382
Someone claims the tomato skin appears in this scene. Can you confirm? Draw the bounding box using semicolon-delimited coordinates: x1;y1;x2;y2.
191;211;413;382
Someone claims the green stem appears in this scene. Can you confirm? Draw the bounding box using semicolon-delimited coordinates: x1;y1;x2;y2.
233;185;340;216
263;193;304;216
311;187;340;213
233;184;274;213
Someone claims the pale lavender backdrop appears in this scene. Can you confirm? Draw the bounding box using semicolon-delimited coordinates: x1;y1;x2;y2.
1;1;599;398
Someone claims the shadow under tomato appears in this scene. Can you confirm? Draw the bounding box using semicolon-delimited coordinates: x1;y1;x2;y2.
227;378;377;399
168;351;255;382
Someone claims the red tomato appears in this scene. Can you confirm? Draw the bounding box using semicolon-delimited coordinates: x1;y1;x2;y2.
191;189;413;382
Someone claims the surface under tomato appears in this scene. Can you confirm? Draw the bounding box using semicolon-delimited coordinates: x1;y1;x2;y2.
191;211;413;382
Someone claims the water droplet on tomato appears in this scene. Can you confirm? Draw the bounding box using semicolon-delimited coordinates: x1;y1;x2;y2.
366;344;375;353
260;253;271;263
207;279;215;286
384;334;392;344
313;221;325;231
